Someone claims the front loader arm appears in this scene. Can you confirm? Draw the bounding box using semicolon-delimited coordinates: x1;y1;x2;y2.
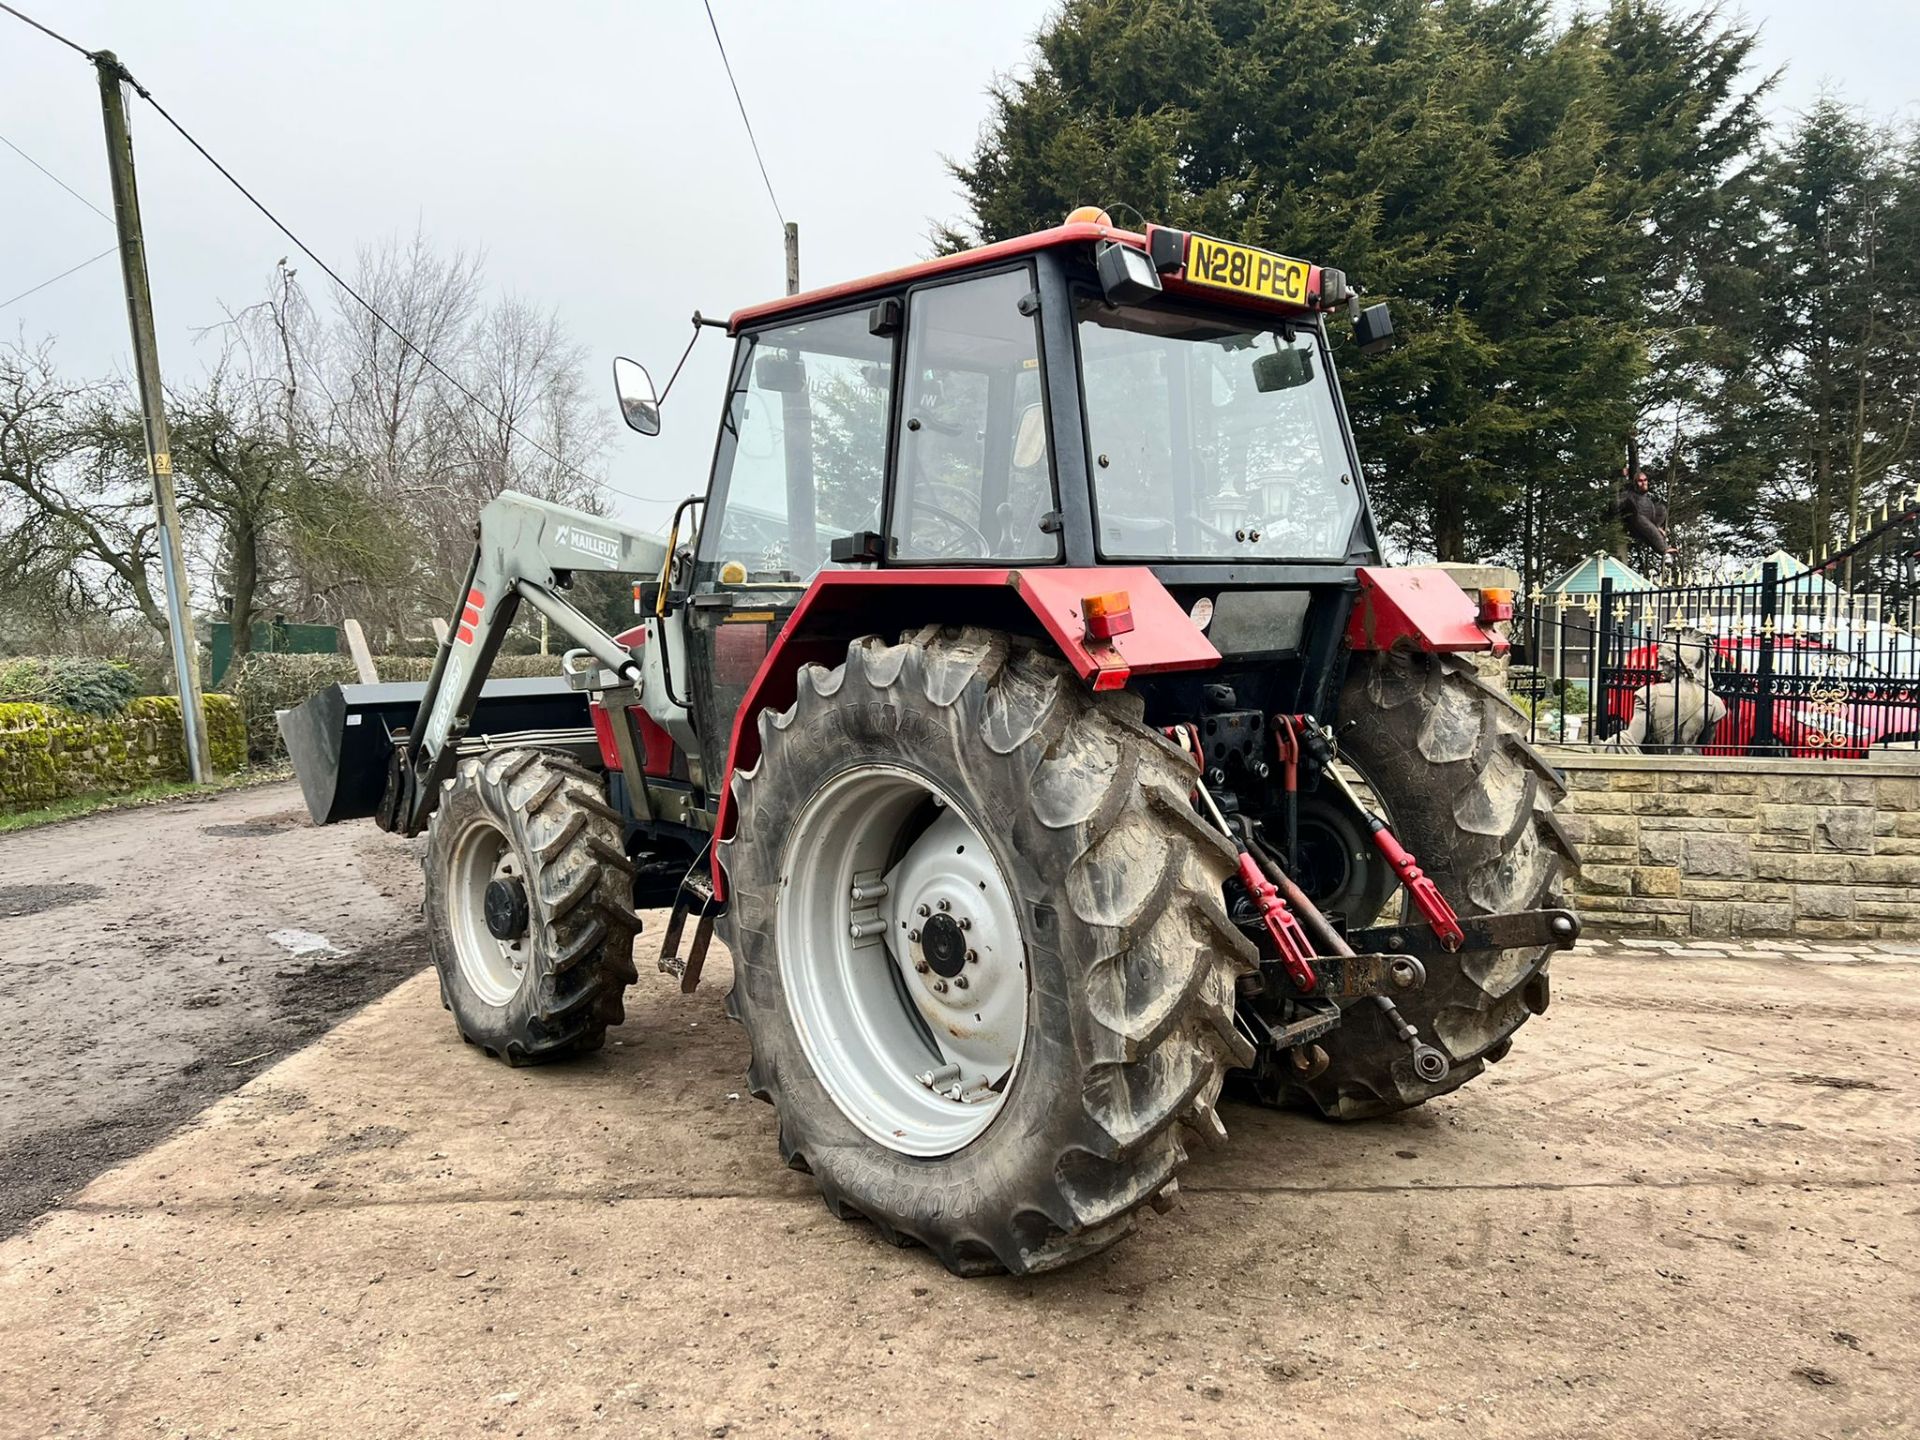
378;491;668;837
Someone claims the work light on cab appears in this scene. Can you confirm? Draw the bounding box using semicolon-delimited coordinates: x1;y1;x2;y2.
1095;239;1162;304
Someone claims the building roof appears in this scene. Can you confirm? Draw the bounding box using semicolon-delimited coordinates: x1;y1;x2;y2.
1737;549;1840;593
1548;552;1651;595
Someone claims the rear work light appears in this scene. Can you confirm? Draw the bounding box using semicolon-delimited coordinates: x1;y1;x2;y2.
1082;590;1135;640
1095;240;1162;304
1478;587;1515;625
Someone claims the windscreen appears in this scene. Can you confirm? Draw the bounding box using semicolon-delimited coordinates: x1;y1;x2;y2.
1077;299;1362;560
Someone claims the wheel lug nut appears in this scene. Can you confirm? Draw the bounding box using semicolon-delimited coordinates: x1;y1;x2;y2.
932;979;948;993
908;929;921;944
965;948;978;964
916;904;930;918
958;916;971;930
953;974;969;990
915;961;929;974
936;898;951;912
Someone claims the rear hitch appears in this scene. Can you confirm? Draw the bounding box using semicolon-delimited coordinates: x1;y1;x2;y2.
1243;825;1452;1085
1285;951;1426;999
1348;908;1582;963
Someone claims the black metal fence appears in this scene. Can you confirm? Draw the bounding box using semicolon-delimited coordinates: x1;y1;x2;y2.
1513;561;1920;757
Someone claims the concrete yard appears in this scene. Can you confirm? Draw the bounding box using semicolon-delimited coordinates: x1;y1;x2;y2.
1;785;1916;1438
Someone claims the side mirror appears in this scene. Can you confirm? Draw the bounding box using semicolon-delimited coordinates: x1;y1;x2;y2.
1353;302;1394;356
613;356;660;435
1253;348;1313;393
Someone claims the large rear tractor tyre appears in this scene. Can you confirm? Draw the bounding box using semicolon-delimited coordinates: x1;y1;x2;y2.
1286;650;1578;1119
720;626;1256;1276
424;749;639;1065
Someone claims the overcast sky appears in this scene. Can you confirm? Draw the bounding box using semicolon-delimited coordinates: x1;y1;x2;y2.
4;0;1915;536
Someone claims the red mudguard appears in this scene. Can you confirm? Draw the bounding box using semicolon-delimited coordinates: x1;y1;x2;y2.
1345;566;1507;655
708;567;1217;901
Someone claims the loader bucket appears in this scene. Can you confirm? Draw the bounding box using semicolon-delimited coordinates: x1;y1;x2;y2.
278;677;594;825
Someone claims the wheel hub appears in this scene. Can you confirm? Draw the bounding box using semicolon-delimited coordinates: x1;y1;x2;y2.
919;911;968;978
446;824;530;1007
484;876;530;940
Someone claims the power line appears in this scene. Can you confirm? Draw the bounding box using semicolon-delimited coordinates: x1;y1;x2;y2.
0;132;114;223
129;88;673;508
0;245;117;312
0;1;88;56
700;0;785;228
0;3;672;512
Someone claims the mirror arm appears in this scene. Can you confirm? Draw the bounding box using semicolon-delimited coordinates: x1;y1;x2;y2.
659;310;731;408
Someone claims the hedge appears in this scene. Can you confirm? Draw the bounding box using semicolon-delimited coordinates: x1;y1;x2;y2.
0;657;141;716
0;695;246;811
226;650;566;762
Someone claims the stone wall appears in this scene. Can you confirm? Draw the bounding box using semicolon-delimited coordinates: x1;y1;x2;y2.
0;696;245;811
1555;751;1920;940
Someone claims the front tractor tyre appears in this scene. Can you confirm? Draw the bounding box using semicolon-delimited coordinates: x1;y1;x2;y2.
721;627;1256;1276
424;749;640;1065
1286;650;1578;1118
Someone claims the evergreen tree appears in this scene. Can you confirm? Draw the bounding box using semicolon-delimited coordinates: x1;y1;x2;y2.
944;0;1791;582
1751;102;1920;558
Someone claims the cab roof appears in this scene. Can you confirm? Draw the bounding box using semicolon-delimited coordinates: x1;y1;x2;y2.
726;220;1147;335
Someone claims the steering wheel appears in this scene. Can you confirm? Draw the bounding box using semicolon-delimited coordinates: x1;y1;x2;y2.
908;498;994;558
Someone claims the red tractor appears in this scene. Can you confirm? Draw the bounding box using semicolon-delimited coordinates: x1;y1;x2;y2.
284;212;1578;1275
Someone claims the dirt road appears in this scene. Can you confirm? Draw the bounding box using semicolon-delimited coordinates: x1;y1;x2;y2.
0;807;1913;1440
0;782;426;1235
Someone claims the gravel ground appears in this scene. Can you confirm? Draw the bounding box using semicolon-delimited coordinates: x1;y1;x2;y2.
0;785;1915;1437
0;782;426;1236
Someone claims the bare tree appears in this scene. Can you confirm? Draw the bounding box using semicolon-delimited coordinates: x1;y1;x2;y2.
309;235;610;611
0;339;168;636
1;230;613;666
326;230;483;507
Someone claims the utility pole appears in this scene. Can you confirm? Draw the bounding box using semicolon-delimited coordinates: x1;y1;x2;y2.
94;50;211;783
784;221;800;296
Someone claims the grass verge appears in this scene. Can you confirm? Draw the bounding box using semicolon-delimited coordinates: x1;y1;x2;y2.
0;766;292;834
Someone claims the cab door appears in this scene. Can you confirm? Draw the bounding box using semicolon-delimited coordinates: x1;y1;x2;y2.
888;265;1059;564
683;305;897;789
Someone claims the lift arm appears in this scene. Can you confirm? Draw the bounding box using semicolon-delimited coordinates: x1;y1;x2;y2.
376;491;668;837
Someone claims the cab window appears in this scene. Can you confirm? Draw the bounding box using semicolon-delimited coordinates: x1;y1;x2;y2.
705;308;892;586
893;268;1057;561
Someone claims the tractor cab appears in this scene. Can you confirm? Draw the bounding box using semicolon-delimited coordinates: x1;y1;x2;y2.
623;211;1403;782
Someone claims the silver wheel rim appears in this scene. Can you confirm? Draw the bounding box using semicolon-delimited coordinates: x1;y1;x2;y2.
776;766;1028;1158
447;818;529;1007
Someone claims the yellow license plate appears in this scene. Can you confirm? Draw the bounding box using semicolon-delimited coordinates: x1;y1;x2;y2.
1184;233;1312;306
